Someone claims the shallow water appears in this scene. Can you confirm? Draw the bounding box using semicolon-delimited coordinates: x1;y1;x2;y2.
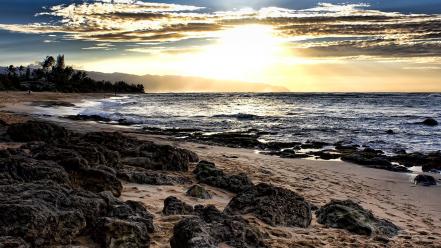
35;93;441;154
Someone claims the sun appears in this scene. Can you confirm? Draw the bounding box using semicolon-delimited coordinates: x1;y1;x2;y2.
181;24;285;82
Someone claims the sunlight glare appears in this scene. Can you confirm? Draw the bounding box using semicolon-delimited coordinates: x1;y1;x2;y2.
182;24;286;82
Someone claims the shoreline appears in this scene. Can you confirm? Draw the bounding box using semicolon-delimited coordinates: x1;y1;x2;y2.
1;92;440;247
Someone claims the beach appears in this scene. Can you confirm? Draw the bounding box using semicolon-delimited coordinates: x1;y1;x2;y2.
0;92;440;247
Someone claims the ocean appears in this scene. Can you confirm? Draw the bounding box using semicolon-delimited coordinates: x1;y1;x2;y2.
37;93;441;154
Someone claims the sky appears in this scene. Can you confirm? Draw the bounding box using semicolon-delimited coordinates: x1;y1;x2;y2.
0;0;441;92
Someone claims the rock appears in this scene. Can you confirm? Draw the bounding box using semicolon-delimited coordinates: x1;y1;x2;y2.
92;217;150;248
7;121;70;143
170;217;216;248
193;131;261;149
341;149;397;171
31;101;76;108
316;199;399;237
393;151;441;172
414;175;437;186
260;141;301;150
163;196;194;216
186;185;212;199
0;236;30;248
65;114;111;122
0;181;87;247
170;205;268;248
194;161;253;193
0;155;70;185
117;166;191;185
301;141;329;149
309;151;340;160
420;118;438;126
224;183;312;228
69;168;123;197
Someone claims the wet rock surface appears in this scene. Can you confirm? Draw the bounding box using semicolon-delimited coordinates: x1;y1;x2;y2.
316;199;399;237
170;205;269;248
419;118;438;126
194;160;253;193
414;174;437;186
224;183;312;228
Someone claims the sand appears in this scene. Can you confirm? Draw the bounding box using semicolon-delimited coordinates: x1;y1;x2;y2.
1;92;440;247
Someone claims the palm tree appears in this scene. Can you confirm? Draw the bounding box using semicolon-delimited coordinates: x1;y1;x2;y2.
7;65;16;77
18;65;25;77
42;56;55;73
56;54;65;70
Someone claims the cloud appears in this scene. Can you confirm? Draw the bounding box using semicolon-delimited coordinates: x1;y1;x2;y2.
0;1;441;59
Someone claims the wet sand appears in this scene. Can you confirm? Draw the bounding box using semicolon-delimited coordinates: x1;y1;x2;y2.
1;92;440;247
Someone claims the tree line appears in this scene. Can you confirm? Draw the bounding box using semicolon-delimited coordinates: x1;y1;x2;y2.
0;55;144;93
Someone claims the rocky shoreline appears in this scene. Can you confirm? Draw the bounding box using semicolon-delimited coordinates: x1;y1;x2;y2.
60;112;441;176
0;119;409;247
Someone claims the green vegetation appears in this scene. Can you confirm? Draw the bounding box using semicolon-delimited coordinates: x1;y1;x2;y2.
0;55;144;93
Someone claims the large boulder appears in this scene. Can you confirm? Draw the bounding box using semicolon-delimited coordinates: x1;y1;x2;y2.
193;161;253;193
163;196;194;216
69;168;123;197
92;217;150;248
0;155;70;185
0;181;87;247
224;183;312;228
316;199;399;237
170;205;268;248
7;121;70;143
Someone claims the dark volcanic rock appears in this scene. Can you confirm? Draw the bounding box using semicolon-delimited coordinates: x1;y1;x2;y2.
0;181;87;247
341;148;408;172
65;114;111;122
301;141;329;149
393;151;441;172
91;197;154;247
170;205;268;248
163;196;194;216
316;199;399;237
224;183;312;228
420;118;438;126
309;151;341;160
7;121;70;143
31;101;76;108
0;236;30;248
186;185;212;199
414;174;437;186
69;168;123;197
386;129;395;135
193;160;253;193
0;155;70;185
92;217;150;248
117;166;191;185
193;131;261;149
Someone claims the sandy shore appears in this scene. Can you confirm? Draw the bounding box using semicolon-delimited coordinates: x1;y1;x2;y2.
1;92;440;247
